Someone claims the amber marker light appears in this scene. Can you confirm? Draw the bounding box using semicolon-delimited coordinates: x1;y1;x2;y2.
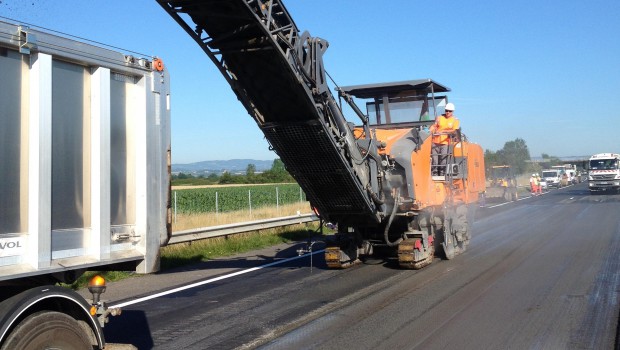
88;275;107;305
153;58;164;72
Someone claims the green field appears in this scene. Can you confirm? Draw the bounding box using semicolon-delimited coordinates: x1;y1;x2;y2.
173;184;307;214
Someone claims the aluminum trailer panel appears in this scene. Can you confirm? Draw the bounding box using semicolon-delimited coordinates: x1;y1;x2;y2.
0;20;171;281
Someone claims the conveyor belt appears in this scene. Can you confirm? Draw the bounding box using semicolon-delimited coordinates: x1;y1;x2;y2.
157;0;380;223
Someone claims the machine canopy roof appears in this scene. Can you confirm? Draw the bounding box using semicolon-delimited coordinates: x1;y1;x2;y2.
340;79;450;99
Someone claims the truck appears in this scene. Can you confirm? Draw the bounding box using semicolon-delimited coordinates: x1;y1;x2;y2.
156;0;486;267
486;165;518;201
0;19;171;349
588;153;620;193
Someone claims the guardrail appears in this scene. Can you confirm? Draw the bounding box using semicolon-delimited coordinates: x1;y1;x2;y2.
169;213;319;245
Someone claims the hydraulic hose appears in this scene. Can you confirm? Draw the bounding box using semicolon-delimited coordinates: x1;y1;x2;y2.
384;189;403;247
367;184;384;206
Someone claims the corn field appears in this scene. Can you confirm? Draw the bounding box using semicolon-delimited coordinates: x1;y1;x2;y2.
173;184;307;214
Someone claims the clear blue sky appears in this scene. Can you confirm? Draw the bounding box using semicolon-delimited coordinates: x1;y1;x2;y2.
2;0;619;164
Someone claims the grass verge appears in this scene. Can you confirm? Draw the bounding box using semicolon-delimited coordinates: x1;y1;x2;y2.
172;202;312;231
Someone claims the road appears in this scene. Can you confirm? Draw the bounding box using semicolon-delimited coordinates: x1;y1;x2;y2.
99;182;620;349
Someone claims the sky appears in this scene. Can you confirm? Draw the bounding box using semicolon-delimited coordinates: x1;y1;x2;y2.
1;0;619;164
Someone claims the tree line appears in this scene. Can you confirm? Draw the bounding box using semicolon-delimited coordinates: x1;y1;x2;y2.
173;159;295;186
484;137;568;176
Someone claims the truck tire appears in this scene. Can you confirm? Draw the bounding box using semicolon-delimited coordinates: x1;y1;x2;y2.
1;311;93;350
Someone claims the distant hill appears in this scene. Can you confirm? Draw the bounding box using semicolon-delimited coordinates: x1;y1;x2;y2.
172;159;274;175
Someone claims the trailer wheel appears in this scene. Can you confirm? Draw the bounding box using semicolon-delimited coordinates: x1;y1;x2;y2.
1;311;93;350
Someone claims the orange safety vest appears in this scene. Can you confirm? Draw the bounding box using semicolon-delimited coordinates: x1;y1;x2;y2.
431;114;460;144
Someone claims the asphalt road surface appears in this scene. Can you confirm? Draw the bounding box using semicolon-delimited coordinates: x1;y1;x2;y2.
98;182;620;349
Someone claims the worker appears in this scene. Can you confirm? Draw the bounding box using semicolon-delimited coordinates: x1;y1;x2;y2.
429;102;460;176
561;173;568;187
530;174;536;195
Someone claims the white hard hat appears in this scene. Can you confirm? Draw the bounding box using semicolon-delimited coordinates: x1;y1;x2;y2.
445;102;455;111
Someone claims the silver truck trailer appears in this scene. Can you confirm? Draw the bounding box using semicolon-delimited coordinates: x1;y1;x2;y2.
0;19;171;349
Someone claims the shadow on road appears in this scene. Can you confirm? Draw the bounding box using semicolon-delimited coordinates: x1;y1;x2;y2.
103;310;153;349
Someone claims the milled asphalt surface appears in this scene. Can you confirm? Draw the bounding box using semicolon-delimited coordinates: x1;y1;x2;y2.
80;182;620;349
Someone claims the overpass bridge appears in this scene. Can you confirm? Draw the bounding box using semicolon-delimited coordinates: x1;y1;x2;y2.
530;156;590;169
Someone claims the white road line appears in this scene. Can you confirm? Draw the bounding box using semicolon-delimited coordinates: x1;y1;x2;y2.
111;249;326;308
485;201;513;208
484;191;548;208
